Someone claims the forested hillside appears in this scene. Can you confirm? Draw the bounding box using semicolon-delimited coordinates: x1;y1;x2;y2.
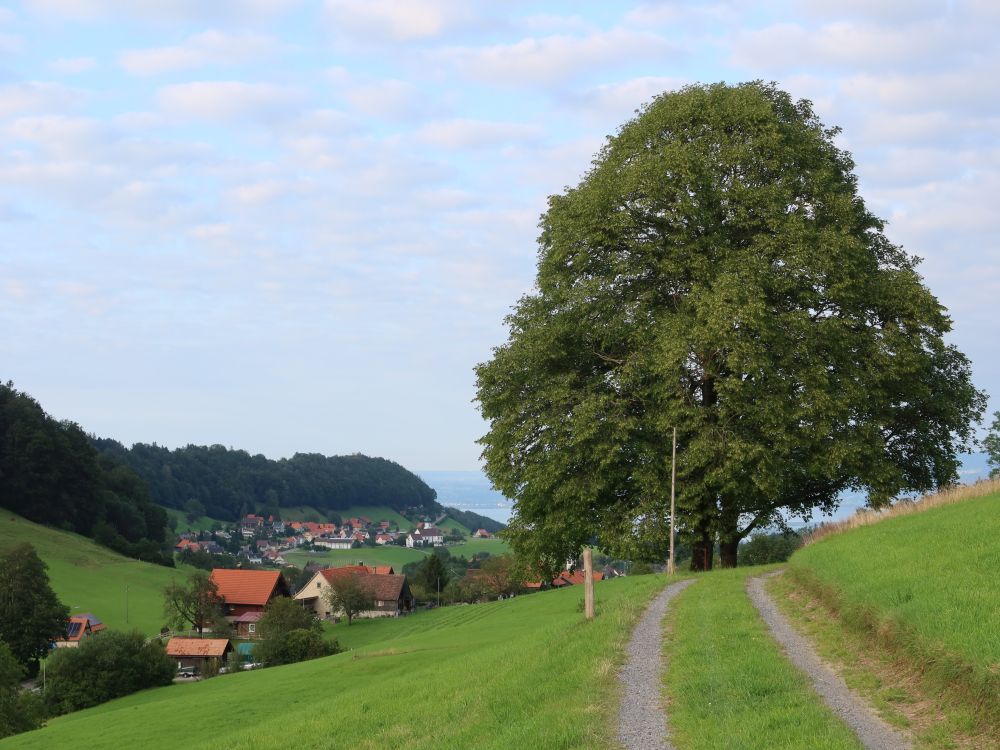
92;440;442;521
0;382;172;564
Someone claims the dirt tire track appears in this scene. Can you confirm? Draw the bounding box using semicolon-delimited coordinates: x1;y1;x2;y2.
747;570;912;750
617;578;696;750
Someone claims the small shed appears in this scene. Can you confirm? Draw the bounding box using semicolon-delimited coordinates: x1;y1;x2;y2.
165;637;232;673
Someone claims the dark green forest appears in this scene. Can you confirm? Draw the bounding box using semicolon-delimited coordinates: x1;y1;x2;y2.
0;382;172;564
92;440;442;522
443;508;506;535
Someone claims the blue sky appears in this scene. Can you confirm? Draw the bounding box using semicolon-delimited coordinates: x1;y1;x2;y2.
1;1;998;473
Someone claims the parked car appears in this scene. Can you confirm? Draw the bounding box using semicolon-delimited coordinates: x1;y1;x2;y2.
176;666;197;678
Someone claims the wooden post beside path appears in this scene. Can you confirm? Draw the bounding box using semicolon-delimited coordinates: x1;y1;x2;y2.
584;547;595;620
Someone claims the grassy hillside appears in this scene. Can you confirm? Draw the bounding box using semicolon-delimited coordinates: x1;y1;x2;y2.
437;515;473;535
664;567;863;750
786;486;1000;731
0;513;188;635
449;537;510;557
3;576;665;750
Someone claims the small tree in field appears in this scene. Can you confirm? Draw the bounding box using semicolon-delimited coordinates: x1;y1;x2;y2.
323;573;373;626
0;543;69;674
255;597;336;666
0;641;43;739
984;411;1000;478
162;571;225;636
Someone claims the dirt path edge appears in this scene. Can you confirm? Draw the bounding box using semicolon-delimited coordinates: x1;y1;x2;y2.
616;578;696;750
746;570;911;750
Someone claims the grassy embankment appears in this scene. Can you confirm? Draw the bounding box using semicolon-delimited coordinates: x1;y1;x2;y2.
776;481;1000;744
0;513;190;635
663;567;864;750
3;575;666;750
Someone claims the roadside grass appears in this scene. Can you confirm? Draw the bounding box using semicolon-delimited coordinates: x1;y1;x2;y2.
2;576;666;750
663;567;864;750
0;513;190;635
786;491;1000;736
767;573;992;750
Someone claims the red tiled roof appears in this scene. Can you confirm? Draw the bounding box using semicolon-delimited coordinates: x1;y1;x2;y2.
210;569;287;606
234;611;265;623
165;637;230;658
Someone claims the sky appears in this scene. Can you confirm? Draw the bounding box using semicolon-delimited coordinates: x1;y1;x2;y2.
1;1;998;475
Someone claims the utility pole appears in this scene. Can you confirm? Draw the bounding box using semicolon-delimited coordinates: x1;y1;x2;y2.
667;426;677;575
583;548;595;620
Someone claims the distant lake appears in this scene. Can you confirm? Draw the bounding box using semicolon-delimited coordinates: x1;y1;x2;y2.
419;470;514;524
422;452;993;530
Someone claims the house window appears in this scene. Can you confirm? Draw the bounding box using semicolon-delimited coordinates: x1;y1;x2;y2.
377;600;383;606
248;623;255;634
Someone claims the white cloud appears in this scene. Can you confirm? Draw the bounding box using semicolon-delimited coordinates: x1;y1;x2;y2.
0;82;84;117
157;81;299;123
341;79;426;119
439;29;675;86
48;56;97;75
415;119;542;149
565;76;687;120
119;30;280;75
25;0;299;22
324;0;479;42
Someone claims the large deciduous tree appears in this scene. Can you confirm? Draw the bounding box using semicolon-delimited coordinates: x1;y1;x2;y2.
0;543;70;673
475;81;985;570
162;571;225;636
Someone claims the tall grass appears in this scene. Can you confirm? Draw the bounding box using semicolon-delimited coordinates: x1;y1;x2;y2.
788;491;1000;736
804;476;1000;546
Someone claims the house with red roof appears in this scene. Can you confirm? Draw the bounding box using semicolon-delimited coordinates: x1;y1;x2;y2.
293;565;412;619
210;569;290;620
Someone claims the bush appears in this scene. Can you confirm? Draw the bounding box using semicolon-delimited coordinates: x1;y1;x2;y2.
255;598;339;667
43;630;175;715
738;531;803;566
0;641;44;739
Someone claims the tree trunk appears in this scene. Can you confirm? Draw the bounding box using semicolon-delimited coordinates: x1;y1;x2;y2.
719;540;739;568
689;527;714;572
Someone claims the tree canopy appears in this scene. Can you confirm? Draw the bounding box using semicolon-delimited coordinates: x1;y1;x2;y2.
0;382;171;565
475;81;985;570
92;439;440;521
0;543;70;673
162;571;225;636
322;573;373;626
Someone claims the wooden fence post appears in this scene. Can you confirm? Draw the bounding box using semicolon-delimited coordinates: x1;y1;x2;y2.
583;547;595;620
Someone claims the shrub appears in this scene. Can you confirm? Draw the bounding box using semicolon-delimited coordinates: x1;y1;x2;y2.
43;630;175;715
0;641;44;739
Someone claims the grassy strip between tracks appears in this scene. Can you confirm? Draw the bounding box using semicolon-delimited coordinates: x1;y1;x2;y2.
662;566;864;750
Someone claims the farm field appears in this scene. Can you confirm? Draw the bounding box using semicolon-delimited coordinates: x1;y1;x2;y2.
784;487;1000;732
663;567;863;750
448;537;509;557
2;575;665;750
282;544;428;569
0;513;191;635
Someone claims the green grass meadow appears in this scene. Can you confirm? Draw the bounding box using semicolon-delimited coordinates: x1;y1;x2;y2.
0;513;190;635
663;567;864;750
3;576;665;750
282;544;429;569
786;491;1000;732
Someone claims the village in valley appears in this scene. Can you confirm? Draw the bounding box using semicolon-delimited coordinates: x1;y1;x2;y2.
54;510;612;679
